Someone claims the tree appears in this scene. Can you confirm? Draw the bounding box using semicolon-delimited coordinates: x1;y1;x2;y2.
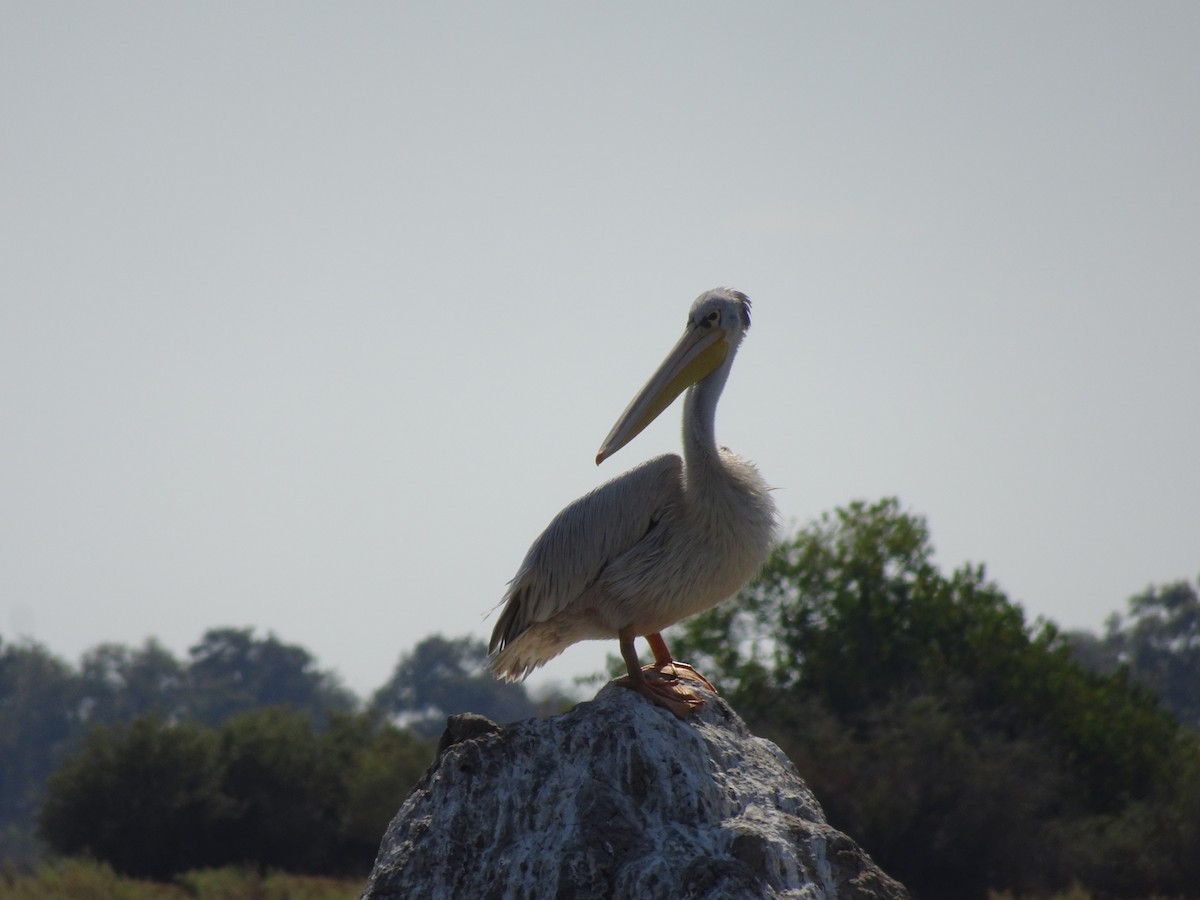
213;708;346;872
0;637;83;861
38;709;435;879
371;634;539;738
326;713;435;864
7;627;421;871
1096;578;1200;731
669;498;1193;899
76;638;186;726
184;627;356;727
37;716;223;880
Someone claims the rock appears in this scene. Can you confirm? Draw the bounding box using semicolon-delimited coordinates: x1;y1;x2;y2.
360;683;908;900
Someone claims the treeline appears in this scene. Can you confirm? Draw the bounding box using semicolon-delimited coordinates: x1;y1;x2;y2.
39;709;430;879
3;498;1198;897
0;627;556;873
1064;579;1200;732
670;499;1200;900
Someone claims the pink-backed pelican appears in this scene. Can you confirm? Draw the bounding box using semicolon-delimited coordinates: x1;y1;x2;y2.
488;288;777;717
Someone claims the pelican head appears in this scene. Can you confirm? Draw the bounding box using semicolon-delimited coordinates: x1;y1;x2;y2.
596;288;751;465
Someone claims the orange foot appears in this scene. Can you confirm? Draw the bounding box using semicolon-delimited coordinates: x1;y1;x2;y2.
614;666;706;718
614;628;718;719
657;660;717;693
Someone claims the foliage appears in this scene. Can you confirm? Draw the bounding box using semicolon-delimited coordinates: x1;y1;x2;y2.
0;628;360;862
2;626;549;872
669;498;1199;900
0;858;359;900
370;634;540;738
335;717;435;858
1066;577;1200;732
0;640;83;859
38;717;222;880
76;639;188;726
37;710;433;880
988;887;1092;900
183;629;357;728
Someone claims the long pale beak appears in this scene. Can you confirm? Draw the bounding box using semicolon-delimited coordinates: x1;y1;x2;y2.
595;325;728;464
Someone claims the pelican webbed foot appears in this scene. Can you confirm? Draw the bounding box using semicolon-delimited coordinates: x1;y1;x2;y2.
614;666;705;718
615;628;716;719
644;630;718;693
657;659;717;693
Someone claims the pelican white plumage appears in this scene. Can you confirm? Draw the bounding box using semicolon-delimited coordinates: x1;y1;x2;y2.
488;288;777;716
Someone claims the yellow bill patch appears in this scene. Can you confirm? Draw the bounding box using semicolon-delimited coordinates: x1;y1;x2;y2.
630;336;728;437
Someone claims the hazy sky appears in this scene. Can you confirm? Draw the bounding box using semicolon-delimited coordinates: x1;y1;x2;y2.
3;3;1197;699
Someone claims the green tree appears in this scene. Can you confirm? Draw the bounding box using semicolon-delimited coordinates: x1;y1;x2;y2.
184;628;356;727
37;716;224;880
38;709;434;879
2;629;365;867
0;638;83;861
1101;578;1200;731
670;498;1192;900
326;713;435;864
1061;628;1119;677
371;634;539;737
213;708;345;872
77;638;186;726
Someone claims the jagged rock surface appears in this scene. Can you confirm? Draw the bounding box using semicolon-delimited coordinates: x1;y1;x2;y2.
361;683;908;900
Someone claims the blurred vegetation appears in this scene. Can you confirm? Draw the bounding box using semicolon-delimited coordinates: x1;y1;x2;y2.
0;627;550;875
368;634;575;739
1064;577;1200;732
36;709;432;880
0;858;359;899
3;499;1198;898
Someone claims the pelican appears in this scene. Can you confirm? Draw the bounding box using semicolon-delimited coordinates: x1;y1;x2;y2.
488;288;777;717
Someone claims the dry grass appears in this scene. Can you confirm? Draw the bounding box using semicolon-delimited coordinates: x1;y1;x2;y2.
0;859;362;900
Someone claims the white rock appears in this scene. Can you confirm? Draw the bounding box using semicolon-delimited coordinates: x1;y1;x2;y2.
361;683;908;900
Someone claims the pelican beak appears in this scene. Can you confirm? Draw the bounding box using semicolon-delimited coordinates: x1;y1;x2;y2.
595;324;728;464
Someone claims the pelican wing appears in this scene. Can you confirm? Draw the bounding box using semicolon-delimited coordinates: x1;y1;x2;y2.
489;453;684;657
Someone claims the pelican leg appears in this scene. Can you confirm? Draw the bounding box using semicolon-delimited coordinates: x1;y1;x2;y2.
645;632;718;693
614;626;705;718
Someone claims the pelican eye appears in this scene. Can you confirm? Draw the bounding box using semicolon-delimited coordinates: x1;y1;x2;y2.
699;310;719;329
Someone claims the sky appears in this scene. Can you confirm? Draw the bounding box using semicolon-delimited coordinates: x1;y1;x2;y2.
2;3;1197;700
